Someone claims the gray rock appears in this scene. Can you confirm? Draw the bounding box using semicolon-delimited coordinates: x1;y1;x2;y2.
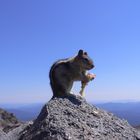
20;95;140;140
135;126;140;131
0;108;33;140
0;129;9;140
0;121;33;140
0;108;20;133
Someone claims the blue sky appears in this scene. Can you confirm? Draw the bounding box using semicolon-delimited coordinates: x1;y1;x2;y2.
0;0;140;103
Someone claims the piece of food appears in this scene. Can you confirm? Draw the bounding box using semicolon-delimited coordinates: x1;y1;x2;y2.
79;73;96;97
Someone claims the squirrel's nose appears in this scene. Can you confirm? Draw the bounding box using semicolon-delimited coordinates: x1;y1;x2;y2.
91;64;94;68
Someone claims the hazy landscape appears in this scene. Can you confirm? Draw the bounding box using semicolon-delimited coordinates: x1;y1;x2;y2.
1;97;140;139
1;101;140;126
96;102;140;126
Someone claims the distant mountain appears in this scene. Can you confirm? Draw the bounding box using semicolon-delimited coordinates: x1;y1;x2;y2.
1;102;140;126
2;103;44;121
96;102;140;126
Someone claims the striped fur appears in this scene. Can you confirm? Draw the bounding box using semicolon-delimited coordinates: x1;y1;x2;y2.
49;50;94;97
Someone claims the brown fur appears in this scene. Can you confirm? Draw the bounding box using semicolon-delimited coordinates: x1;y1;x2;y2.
49;50;95;97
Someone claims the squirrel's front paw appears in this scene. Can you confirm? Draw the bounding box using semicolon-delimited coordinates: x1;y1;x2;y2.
87;73;96;81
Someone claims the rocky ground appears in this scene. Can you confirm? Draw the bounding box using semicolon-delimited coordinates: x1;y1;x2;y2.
0;108;20;132
0;95;140;140
0;108;32;140
20;95;140;140
135;126;140;131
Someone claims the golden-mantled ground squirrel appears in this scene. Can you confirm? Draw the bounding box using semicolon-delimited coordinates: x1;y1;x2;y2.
49;50;96;97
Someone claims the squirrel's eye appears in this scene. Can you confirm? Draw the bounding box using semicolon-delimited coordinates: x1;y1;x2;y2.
84;58;88;61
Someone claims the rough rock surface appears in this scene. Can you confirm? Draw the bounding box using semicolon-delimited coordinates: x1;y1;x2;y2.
0;108;20;133
0;108;32;140
0;122;32;140
20;95;140;140
135;126;140;131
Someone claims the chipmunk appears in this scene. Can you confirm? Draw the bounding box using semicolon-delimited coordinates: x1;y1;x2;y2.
49;50;96;97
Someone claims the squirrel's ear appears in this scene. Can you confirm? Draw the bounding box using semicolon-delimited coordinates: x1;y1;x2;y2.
78;50;83;56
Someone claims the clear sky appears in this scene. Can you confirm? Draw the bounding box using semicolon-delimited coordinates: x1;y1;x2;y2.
0;0;140;103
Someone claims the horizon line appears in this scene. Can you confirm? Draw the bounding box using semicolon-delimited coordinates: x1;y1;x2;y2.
1;99;140;105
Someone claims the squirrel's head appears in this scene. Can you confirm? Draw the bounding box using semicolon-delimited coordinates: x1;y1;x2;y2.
75;49;94;70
